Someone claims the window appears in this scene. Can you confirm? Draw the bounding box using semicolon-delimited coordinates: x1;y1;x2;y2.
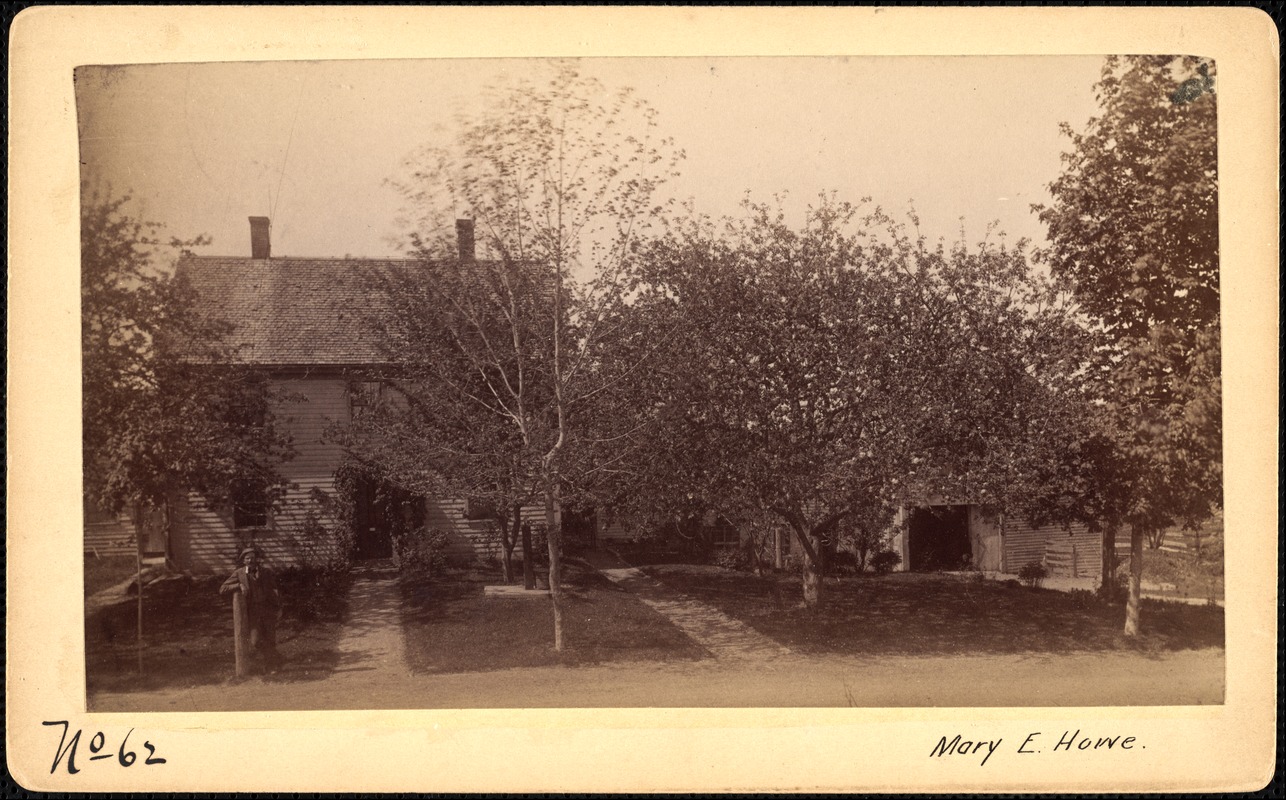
709;516;739;548
462;496;498;521
227;375;269;429
232;478;269;529
349;381;383;419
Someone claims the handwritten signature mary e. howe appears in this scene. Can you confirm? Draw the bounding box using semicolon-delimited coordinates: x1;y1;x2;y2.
932;730;1143;767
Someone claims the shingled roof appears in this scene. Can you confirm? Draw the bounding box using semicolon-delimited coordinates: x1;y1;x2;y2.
174;255;414;366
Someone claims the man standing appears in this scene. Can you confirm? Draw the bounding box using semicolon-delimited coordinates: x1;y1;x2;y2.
220;546;282;673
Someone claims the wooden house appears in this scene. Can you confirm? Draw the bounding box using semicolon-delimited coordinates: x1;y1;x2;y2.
159;217;547;575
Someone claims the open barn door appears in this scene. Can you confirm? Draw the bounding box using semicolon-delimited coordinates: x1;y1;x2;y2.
907;504;971;571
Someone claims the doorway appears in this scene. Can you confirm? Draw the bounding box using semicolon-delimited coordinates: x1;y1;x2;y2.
561;505;598;549
352;476;394;560
907;505;971;571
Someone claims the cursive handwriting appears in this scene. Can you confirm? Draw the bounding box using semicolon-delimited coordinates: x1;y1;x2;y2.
931;730;1142;766
42;721;167;775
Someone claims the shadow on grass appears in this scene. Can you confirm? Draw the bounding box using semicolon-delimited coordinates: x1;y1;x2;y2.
86;571;351;694
83;555;139;596
399;561;707;674
642;567;1224;657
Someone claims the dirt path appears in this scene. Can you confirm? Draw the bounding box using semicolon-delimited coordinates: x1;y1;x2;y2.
86;554;1225;711
580;551;791;660
88;647;1224;711
329;561;410;682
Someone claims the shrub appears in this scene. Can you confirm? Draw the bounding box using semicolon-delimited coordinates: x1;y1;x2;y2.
560;520;596;554
1066;588;1098;610
393;527;450;577
277;564;352;624
829;550;859;576
1018;559;1048;588
283;493;355;574
712;547;748;572
870;550;902;575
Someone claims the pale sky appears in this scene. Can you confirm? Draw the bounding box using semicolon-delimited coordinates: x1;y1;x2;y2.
76;56;1105;261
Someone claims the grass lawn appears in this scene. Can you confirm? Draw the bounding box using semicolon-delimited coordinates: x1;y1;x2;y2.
642;566;1224;656
85;569;352;693
399;560;707;674
83;555;139;596
1126;548;1224;603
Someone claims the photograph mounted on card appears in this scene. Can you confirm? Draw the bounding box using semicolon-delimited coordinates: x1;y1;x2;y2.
6;5;1277;794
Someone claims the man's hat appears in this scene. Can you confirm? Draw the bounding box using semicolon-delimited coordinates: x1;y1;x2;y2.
239;546;259;561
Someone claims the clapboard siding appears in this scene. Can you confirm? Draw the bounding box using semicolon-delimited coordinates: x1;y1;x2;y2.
164;372;632;571
1002;518;1096;576
85;519;135;556
174;476;348;574
274;378;349;482
599;519;632;543
171;377;351;574
425;498;549;561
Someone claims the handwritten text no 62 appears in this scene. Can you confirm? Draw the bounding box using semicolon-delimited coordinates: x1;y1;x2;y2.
43;721;167;775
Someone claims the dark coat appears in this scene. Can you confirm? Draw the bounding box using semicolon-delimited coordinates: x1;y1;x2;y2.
219;564;281;624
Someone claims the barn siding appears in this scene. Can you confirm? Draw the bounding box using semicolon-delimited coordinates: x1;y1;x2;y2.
893;502;1102;576
1002;518;1098;577
969;507;1003;572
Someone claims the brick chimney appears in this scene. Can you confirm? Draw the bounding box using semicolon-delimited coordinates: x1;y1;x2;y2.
456;218;475;262
249;216;271;259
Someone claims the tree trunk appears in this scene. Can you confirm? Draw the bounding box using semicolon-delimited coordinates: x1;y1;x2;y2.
1123;525;1144;636
544;481;564;651
521;520;535;590
799;531;824;608
785;522;826;608
774;527;785;570
802;550;821;607
500;545;514;584
1100;524;1116;596
500;511;519;584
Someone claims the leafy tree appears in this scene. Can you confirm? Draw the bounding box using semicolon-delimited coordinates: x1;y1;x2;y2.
82;191;294;523
82;191;295;665
1035;56;1221;635
376;63;683;649
340;256;549;587
615;198;1085;607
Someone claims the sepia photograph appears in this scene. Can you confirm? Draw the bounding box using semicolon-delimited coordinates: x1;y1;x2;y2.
8;6;1277;794
77;54;1226;712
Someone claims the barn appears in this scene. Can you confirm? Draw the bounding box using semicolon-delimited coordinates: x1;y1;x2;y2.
888;501;1101;578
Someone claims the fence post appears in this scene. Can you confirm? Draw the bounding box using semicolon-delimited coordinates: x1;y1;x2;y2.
232;590;249;678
